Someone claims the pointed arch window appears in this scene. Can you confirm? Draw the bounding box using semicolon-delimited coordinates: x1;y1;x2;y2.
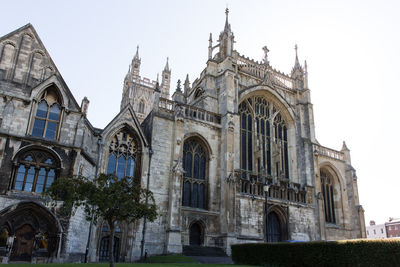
107;130;139;180
239;96;290;194
321;170;336;224
32;86;62;140
182;139;207;209
12;149;59;193
138;100;145;114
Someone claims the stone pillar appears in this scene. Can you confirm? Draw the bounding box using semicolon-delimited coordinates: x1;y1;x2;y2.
164;105;185;254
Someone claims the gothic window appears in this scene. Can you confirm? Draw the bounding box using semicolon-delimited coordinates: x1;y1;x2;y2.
138;100;145;114
273;113;289;179
32;86;62;140
106;130;139;180
239;96;289;182
321;170;336;224
182;139;207;209
239;100;253;178
12;149;59;193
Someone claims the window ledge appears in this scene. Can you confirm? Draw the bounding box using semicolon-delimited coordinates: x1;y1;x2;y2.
181;206;219;216
325;223;345;229
7;190;46;201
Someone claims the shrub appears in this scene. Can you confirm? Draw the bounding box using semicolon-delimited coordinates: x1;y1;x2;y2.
231;239;400;267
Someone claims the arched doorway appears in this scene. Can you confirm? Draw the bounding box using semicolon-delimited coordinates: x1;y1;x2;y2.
267;212;282;242
189;222;203;246
0;202;62;262
10;224;35;261
99;236;120;262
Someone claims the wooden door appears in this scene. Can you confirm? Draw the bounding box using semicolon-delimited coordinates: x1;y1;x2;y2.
189;223;202;246
10;224;35;261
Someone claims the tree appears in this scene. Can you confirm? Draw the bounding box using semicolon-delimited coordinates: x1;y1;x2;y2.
44;174;157;267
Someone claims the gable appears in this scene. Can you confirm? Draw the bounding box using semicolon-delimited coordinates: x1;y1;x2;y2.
102;105;148;149
0;24;80;110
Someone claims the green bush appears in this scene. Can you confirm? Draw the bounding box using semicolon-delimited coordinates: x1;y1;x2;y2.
231;239;400;267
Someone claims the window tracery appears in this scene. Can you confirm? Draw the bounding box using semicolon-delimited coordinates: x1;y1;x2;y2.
32;86;62;140
106;130;139;180
239;96;289;183
12;149;58;193
321;170;336;224
182;139;207;209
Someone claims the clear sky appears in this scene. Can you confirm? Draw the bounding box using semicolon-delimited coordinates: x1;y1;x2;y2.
1;0;399;225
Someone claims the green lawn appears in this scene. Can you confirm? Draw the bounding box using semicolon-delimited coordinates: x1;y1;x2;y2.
8;264;254;267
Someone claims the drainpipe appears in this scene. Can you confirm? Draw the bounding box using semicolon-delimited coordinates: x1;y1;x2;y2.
140;148;153;260
84;137;103;263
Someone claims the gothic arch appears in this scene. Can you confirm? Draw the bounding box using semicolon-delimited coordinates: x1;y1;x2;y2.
188;220;206;246
267;205;288;242
183;132;213;157
102;124;143;182
0;201;62;261
239;86;296;125
12;144;63;169
181;136;210;209
319;163;345;226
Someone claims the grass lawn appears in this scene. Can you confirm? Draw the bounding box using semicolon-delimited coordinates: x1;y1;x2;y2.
7;264;254;267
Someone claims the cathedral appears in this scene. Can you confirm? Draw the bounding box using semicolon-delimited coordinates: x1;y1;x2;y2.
0;10;365;263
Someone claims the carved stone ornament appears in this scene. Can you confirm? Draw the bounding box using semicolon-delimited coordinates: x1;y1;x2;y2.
172;157;185;176
174;104;185;122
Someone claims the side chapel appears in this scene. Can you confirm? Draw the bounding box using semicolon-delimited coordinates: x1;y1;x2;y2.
0;10;365;263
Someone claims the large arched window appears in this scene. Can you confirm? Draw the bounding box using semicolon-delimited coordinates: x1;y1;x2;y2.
106;130;140;180
239;96;289;182
321;170;336;224
32;86;62;140
12;149;59;193
182;139;207;209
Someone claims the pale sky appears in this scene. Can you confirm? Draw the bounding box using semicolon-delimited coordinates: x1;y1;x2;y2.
1;0;399;225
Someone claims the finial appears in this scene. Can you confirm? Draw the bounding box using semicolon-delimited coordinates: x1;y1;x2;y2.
341;141;349;151
185;74;190;84
176;79;182;93
156;73;159;83
209;33;213;42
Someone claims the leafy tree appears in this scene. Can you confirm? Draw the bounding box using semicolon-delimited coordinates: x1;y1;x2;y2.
44;174;157;267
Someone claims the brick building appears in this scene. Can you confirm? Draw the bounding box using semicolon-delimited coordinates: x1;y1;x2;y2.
0;10;365;263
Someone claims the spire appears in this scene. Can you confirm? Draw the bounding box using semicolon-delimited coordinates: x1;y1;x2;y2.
129;45;141;77
218;8;234;58
224;7;230;31
134;45;140;60
184;74;190;95
164;57;171;72
294;44;301;69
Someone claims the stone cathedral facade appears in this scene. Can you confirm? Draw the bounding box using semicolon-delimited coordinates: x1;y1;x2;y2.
0;11;365;263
